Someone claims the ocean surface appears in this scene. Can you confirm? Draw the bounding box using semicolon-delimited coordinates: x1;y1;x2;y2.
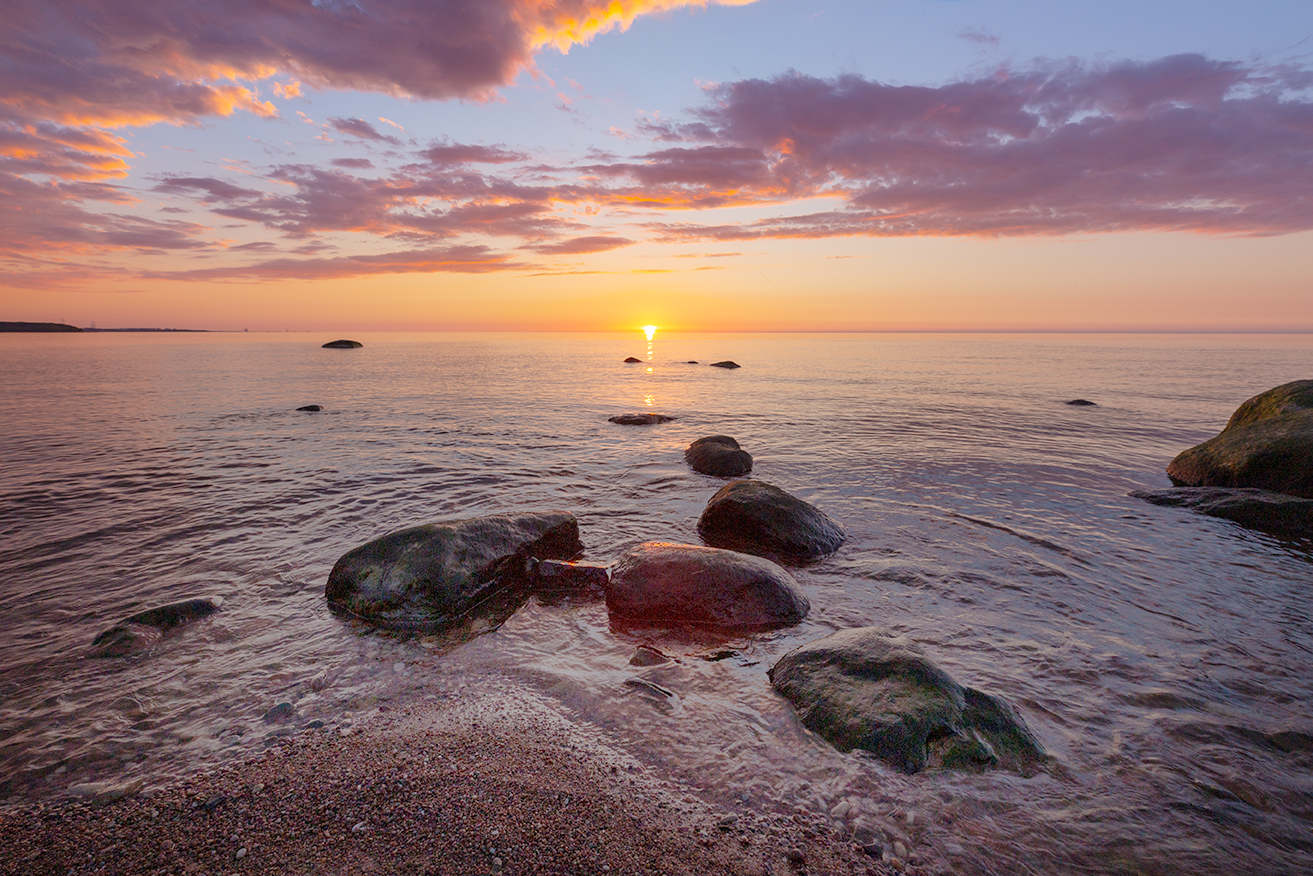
2;331;1311;874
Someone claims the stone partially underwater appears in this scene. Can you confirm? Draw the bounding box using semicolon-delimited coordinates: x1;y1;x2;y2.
606;542;809;631
698;480;846;561
89;597;224;658
684;435;753;478
325;512;583;630
770;627;1046;775
1167;380;1313;499
1131;487;1313;541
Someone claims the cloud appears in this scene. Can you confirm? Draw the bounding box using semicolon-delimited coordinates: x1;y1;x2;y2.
529;235;633;254
153;245;524;280
624;55;1313;237
958;28;1000;47
419;143;529;165
328;117;402;145
331;158;374;169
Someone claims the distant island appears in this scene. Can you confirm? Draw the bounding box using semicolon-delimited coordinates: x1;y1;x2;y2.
0;322;208;332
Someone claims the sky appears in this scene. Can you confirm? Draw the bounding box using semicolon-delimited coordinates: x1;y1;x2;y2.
2;0;1312;332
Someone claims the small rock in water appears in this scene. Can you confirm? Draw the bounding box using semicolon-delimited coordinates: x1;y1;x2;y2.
262;702;295;725
296;404;323;411
628;645;670;667
322;339;362;348
685;360;699;364
1065;399;1097;406
608;412;675;425
710;360;741;369
623;356;643;363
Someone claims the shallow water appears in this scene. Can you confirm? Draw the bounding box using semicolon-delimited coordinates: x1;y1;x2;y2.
2;331;1311;874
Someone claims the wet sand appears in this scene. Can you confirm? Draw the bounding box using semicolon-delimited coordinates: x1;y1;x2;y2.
0;694;891;876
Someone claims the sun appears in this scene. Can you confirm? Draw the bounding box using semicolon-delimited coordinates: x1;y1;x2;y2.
642;325;657;341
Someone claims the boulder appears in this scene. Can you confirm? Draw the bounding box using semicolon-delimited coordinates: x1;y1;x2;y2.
606;542;809;631
769;627;1045;774
608;413;675;425
624;356;643;363
685;360;699;364
89;596;223;658
685;435;753;478
1167;381;1313;498
710;360;740;369
322;339;363;348
1066;399;1097;406
296;404;323;412
325;512;582;630
698;480;845;560
1131;487;1313;541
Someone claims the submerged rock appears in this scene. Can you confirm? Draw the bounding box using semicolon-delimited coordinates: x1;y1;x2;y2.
606;542;809;631
698;480;845;561
608;413;675;425
1167;381;1313;498
1066;399;1097;406
710;360;741;369
769;627;1045;774
1131;487;1313;540
325;512;582;630
624;356;643;363
296;404;323;412
89;596;223;658
322;339;363;348
685;435;753;478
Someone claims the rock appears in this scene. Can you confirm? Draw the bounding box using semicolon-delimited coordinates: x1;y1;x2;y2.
624;356;643;363
629;646;670;667
608;413;675;425
322;339;363;348
685;360;699;364
296;404;322;412
698;480;846;561
1065;399;1097;406
1130;487;1313;540
325;512;582;630
606;542;809;631
89;597;223;657
1167;381;1313;498
530;558;610;589
769;627;1045;774
709;360;740;369
685;436;753;478
262;702;295;725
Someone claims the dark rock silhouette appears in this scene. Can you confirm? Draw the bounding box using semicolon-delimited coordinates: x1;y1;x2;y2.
1066;399;1098;406
89;597;223;658
326;512;582;630
1167;380;1313;498
685;435;753;477
322;339;363;348
1131;487;1313;541
709;360;740;369
698;480;845;560
296;404;323;412
770;627;1046;774
0;321;82;332
608;413;675;425
685;360;699;364
624;356;643;363
606;542;809;631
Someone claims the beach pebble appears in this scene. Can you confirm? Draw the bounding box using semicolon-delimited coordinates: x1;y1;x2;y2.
786;847;806;866
236;847;247;860
830;800;851;820
351;821;367;833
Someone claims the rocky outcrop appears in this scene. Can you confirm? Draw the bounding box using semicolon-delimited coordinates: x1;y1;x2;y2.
89;597;223;658
1167;381;1313;499
698;480;845;561
605;542;809;631
296;404;323;412
685;436;753;478
770;627;1046;774
322;339;363;348
709;361;740;369
624;357;643;363
1131;487;1313;541
325;512;582;630
608;413;675;425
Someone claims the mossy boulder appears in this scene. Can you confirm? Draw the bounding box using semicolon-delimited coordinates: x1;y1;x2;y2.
685;435;753;478
325;512;582;630
698;480;845;561
769;627;1045;775
606;542;809;631
1167;381;1313;499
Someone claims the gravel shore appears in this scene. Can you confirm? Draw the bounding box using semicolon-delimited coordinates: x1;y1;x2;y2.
0;694;890;876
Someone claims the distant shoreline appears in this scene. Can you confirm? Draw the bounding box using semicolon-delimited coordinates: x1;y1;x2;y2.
0;322;208;333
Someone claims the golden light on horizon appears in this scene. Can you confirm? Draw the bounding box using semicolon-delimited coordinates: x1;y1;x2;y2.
642;324;657;341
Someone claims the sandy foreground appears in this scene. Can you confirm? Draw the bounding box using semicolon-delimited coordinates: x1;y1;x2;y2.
0;691;897;876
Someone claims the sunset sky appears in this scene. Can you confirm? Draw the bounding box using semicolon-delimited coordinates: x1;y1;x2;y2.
2;0;1311;331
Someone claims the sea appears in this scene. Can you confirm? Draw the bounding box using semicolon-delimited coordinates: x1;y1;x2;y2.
1;331;1311;874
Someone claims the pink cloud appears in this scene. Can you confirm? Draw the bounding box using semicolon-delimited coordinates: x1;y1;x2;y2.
328;117;402;145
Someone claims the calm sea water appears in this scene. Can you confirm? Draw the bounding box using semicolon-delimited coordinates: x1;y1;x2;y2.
2;331;1311;873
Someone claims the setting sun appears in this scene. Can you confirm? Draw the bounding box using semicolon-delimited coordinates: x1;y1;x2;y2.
642;325;657;341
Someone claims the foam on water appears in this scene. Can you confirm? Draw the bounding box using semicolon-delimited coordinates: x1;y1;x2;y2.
2;331;1311;874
